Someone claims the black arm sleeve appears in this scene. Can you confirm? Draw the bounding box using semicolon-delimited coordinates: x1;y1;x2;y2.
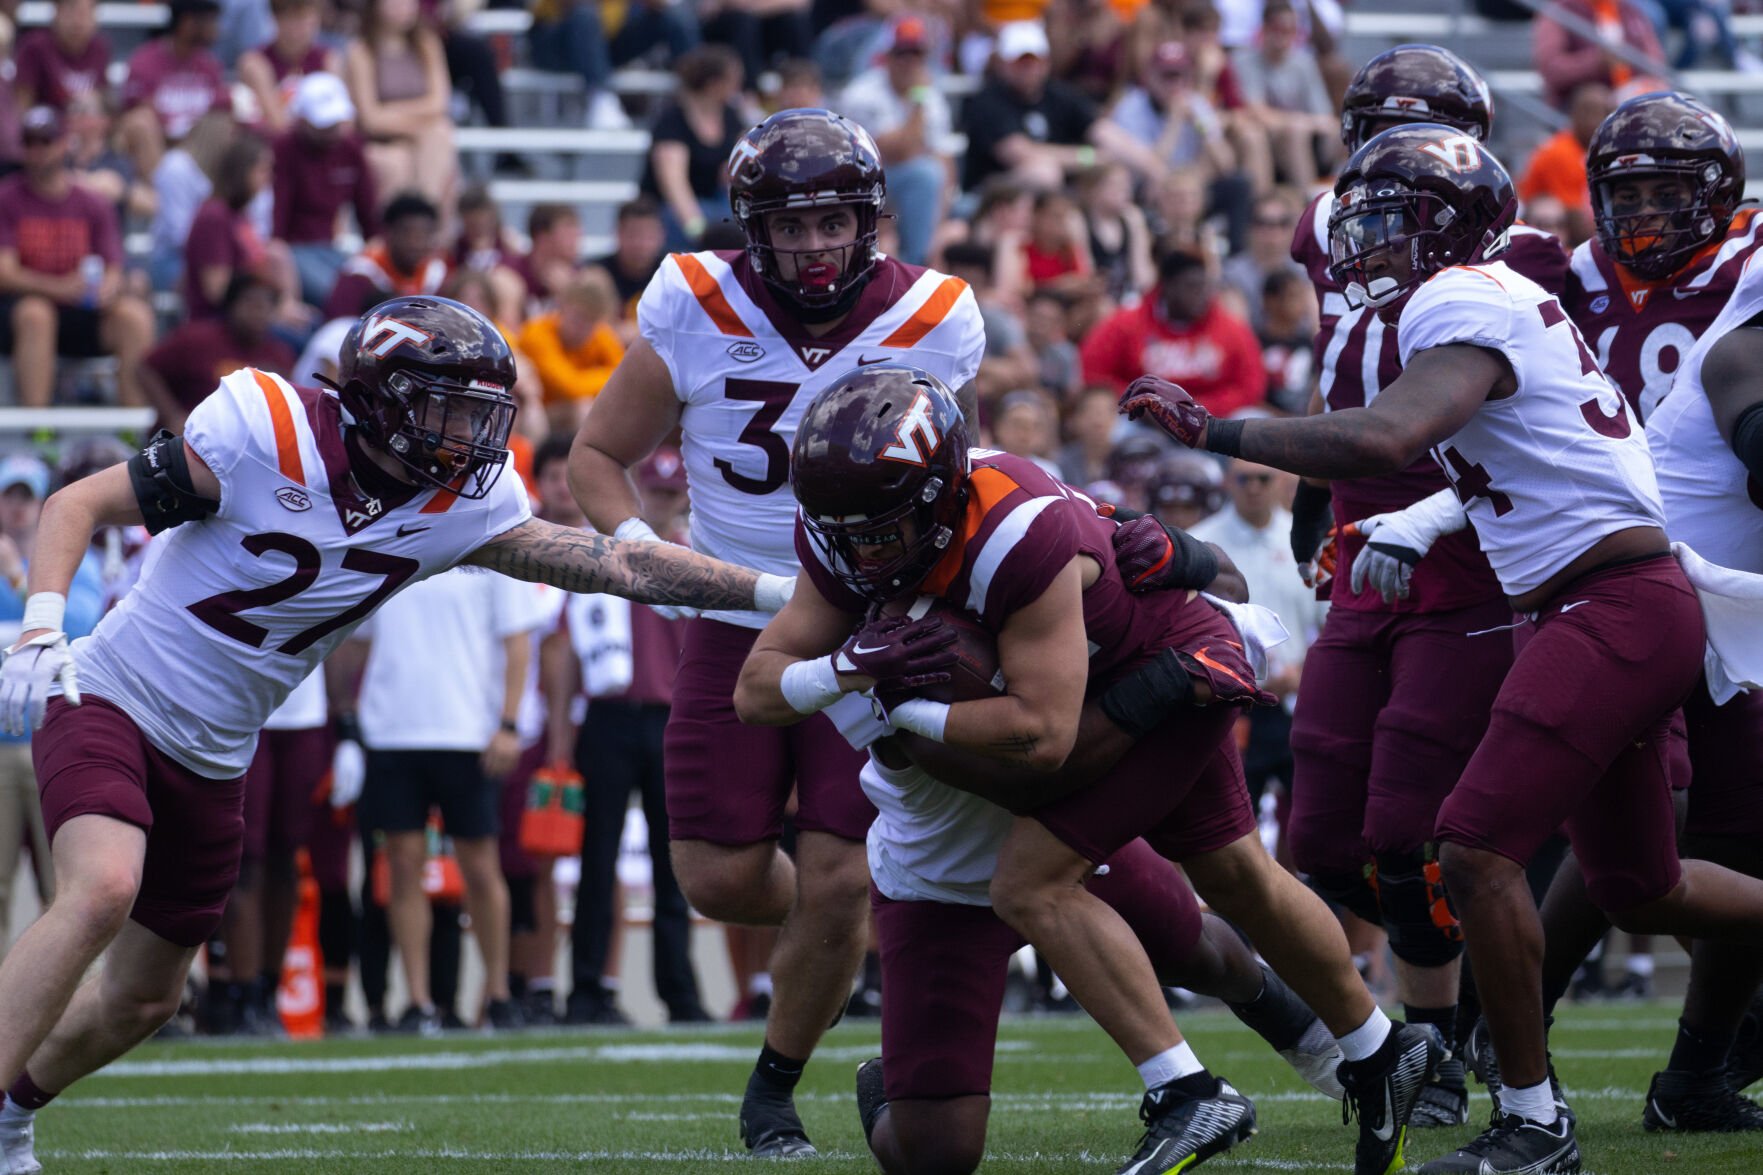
1289;479;1333;565
127;430;219;535
1733;402;1763;485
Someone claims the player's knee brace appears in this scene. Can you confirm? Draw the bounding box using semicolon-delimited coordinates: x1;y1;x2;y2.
1375;845;1465;968
1308;866;1381;927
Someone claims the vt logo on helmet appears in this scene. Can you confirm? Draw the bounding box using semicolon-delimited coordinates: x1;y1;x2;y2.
1327;125;1516;312
318;295;518;500
792;364;970;602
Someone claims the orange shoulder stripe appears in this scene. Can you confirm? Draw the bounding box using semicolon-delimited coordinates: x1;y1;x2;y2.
881;277;969;349
1444;265;1507;290
420;474;468;514
250;369;305;486
671;253;752;337
919;464;1024;597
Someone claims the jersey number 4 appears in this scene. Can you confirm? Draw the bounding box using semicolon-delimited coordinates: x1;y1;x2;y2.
187;533;421;656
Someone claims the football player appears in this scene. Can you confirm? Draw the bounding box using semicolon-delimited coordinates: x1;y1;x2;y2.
1126;125;1763;1175
1553;91;1763;1132
0;295;790;1172
740;365;1441;1175
1284;44;1566;1128
567;108;986;1156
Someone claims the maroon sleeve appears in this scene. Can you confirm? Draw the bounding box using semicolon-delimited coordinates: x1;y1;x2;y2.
979;494;1082;626
793;519;869;616
1504;228;1570;298
1291;192;1336;291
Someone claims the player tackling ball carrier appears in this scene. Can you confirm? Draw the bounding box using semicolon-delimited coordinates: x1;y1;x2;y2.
1124;123;1763;1175
0;295;790;1174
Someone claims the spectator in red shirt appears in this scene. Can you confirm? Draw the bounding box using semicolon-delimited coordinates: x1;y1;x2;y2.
274;72;379;305
117;0;231;179
139;273;295;432
238;0;344;134
0;108;154;407
1079;247;1265;417
183;133;305;328
323;190;448;319
14;0;112;113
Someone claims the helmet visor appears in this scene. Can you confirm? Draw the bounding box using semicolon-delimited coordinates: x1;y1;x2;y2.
1591;164;1713;280
391;371;517;499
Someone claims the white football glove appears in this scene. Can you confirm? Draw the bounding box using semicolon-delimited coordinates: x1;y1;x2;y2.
1348;489;1469;603
330;738;366;810
0;631;81;736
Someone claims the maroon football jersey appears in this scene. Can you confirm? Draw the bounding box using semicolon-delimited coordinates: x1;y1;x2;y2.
1292;190;1570;612
1566;206;1763;423
796;450;1213;692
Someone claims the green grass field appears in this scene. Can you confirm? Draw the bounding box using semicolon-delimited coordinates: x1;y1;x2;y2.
35;1001;1762;1173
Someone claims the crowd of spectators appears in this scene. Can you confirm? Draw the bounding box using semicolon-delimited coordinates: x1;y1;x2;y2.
0;0;1758;1028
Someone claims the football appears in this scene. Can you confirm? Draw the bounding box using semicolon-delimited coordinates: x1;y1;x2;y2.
876;595;1006;703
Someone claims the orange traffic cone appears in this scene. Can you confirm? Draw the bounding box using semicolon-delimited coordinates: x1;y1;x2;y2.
277;849;325;1039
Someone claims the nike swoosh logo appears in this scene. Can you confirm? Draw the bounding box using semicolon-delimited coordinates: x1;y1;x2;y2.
855;356;892;366
851;644;889;656
1373;1083;1397;1142
1559;600;1589;613
1673;287;1700;299
396;524;431;537
1650;1099;1676;1128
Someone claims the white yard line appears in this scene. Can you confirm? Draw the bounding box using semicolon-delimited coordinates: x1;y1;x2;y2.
229;1121;411;1134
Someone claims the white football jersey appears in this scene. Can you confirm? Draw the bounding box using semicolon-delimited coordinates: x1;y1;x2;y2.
1398;262;1665;597
862;752;1012;907
72;368;532;779
639;251;986;628
1648;251;1763;574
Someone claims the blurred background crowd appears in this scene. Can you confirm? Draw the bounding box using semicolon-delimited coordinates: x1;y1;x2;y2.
0;0;1759;1030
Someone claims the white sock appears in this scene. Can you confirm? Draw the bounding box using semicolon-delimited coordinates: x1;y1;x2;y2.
1137;1041;1204;1090
1337;1007;1394;1063
0;1100;32;1125
1498;1079;1559;1125
749;973;773;998
1627;955;1655;977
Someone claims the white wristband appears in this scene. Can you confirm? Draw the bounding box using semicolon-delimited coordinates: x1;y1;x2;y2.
780;656;843;715
615;517;661;543
754;572;796;614
22;593;66;634
888;698;950;742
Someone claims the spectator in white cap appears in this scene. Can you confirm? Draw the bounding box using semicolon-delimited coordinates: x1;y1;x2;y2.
272;72;378;306
959;20;1137;193
237;0;345;134
0;452;103;963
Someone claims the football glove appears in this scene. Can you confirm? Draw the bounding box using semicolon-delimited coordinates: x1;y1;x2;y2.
1348;488;1469;603
836;612;958;694
1119;375;1211;448
0;630;80;736
1300;528;1341;590
329;714;366;810
1112;514;1220;592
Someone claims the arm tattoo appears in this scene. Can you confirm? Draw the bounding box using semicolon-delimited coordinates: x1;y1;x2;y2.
466;518;761;610
1238;410;1407;480
988;733;1041;762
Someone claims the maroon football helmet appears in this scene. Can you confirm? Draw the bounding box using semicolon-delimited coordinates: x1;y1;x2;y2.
318;295;517;499
1588;91;1746;282
1340;44;1493;152
792;363;970;602
1328;125;1517;311
728;108;886;320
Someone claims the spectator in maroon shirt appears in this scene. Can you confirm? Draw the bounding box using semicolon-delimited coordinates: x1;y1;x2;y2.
238;0;344;133
452;184;529;324
14;0;112;113
117;0;230;180
139;273;294;431
274;72;379;305
184;133;303;323
0;108;153;407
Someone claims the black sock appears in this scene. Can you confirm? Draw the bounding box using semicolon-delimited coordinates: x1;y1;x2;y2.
258;973;281;1010
324;982;346;1015
1668;1018;1733;1074
750;1044;807;1095
1404;1003;1456;1052
508;973;528;1000
1226;965;1316;1052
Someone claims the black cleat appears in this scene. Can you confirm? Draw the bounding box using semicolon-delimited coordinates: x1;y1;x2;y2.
1463;1016;1573;1130
1338;1022;1439;1175
1416;1112;1581;1173
1411;1057;1471;1128
855;1056;888;1144
483;998;525;1031
1643;1068;1763;1133
1116;1074;1256;1174
740;1081;818;1159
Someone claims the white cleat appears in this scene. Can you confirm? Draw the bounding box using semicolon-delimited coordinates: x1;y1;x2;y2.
1278;1017;1346;1101
0;1112;42;1175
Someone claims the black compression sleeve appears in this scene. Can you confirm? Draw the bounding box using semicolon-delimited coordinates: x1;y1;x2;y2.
126;430;219;534
1734;402;1763;485
1289;479;1333;565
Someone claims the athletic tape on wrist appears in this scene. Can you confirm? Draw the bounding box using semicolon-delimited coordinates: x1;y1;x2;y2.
780;656;843;715
21;593;65;635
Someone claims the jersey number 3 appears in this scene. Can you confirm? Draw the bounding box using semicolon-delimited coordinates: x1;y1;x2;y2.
187;533;421;656
715;378;794;495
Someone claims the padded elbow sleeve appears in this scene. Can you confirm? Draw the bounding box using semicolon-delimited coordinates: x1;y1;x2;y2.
127;430;218;534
